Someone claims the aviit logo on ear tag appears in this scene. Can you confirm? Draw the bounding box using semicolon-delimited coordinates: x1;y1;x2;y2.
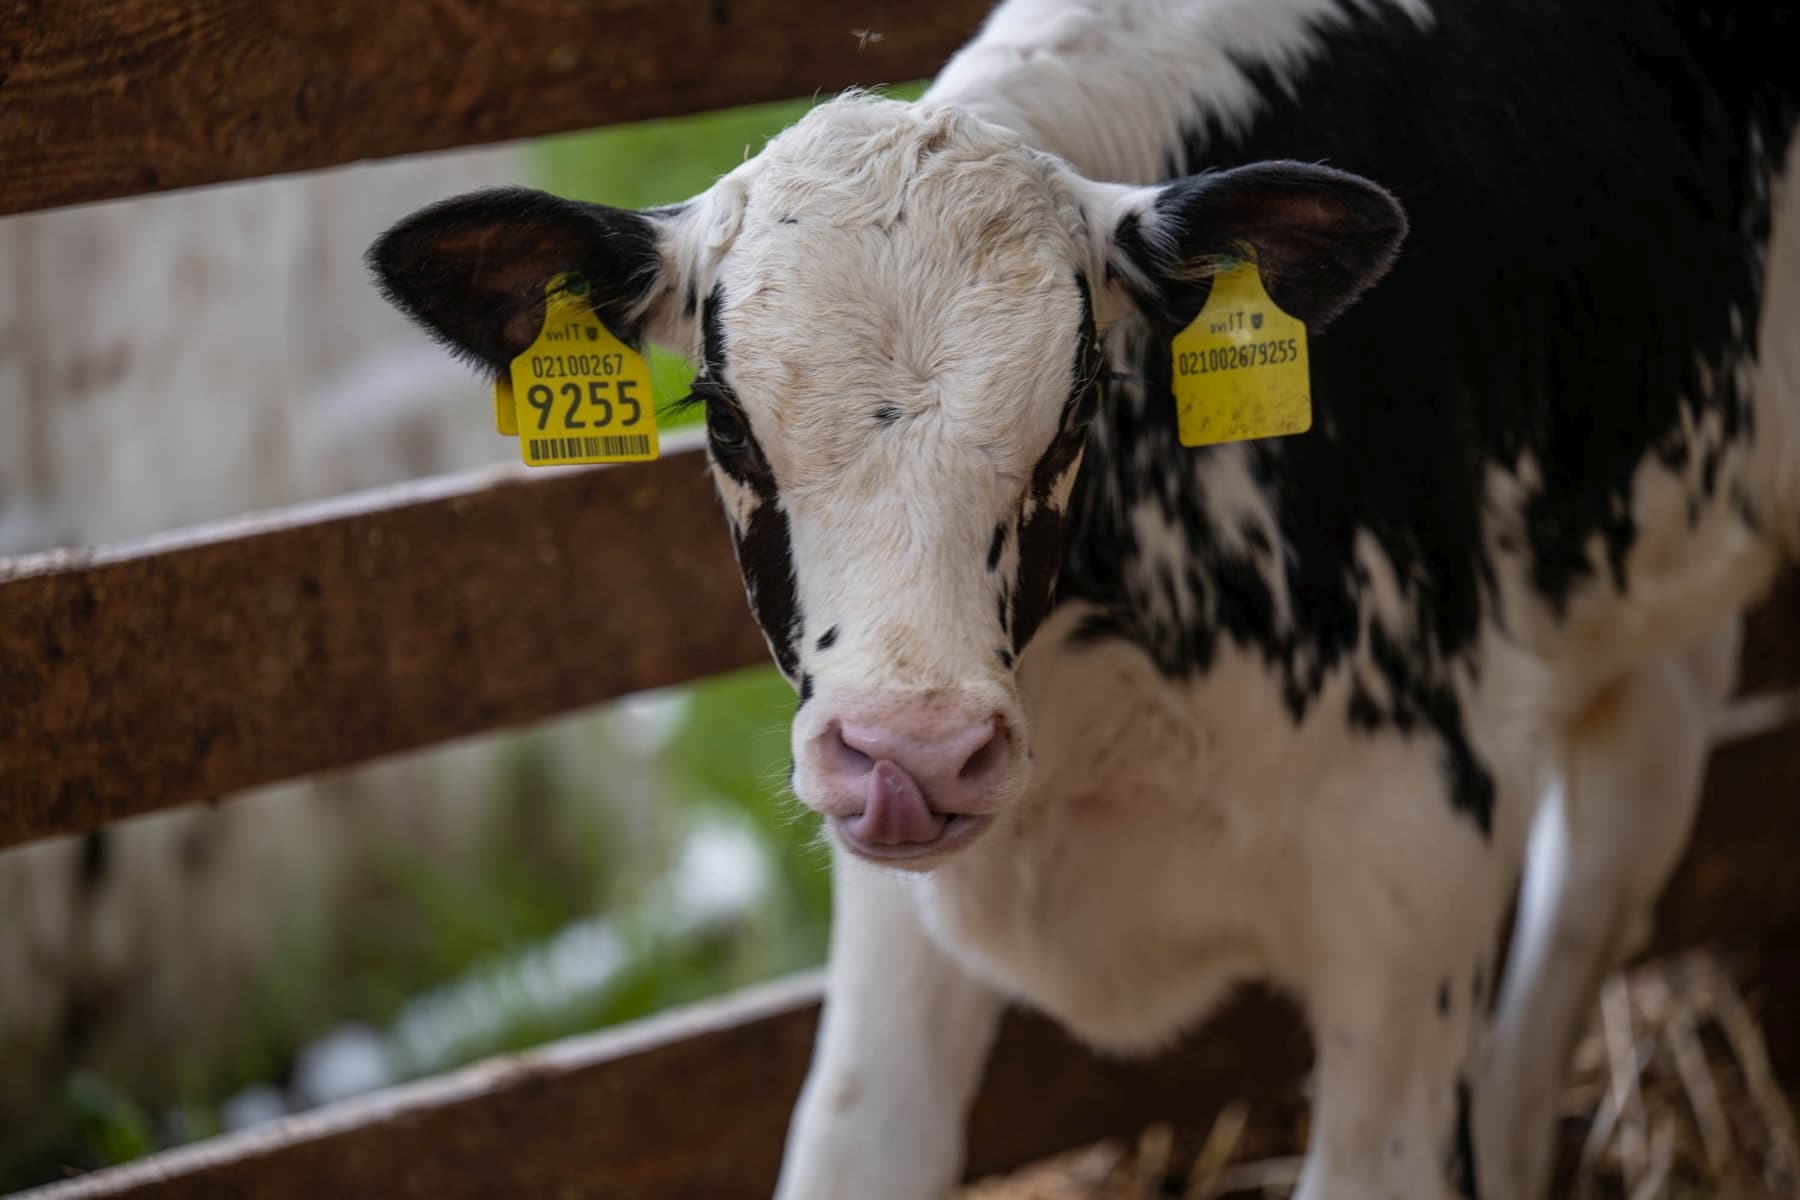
1170;252;1310;448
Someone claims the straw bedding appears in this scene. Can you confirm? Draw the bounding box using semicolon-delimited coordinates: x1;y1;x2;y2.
959;951;1798;1200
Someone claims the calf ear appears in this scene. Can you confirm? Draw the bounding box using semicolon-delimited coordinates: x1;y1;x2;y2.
1110;162;1407;331
366;187;685;376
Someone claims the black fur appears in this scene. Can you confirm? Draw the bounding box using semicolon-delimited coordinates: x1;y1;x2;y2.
1009;276;1106;653
1448;1077;1480;1199
700;285;804;681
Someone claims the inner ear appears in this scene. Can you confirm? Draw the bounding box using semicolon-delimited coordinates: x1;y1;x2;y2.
1124;162;1408;330
367;188;667;376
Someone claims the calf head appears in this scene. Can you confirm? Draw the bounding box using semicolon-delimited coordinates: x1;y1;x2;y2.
369;96;1405;868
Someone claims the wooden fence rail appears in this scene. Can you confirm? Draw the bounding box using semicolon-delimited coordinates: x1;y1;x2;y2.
0;433;770;851
0;0;993;217
5;432;1800;855
7;449;1800;855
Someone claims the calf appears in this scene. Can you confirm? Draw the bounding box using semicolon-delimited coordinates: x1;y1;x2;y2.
368;0;1799;1194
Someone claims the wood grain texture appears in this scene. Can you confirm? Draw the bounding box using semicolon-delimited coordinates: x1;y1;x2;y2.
0;0;992;217
15;716;1800;1200
0;435;770;852
3;442;1800;853
0;973;1302;1200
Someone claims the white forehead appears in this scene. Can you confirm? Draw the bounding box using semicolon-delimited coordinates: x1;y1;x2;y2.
702;97;1092;486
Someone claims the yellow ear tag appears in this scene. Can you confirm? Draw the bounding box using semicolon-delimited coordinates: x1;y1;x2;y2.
1170;254;1310;448
498;274;659;466
493;377;520;436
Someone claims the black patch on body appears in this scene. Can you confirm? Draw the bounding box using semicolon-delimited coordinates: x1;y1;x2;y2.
1449;1078;1480;1199
701;285;805;681
815;626;838;651
1057;0;1793;836
1347;680;1383;731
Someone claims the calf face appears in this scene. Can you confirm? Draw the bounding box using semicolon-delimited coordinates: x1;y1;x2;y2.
369;96;1404;867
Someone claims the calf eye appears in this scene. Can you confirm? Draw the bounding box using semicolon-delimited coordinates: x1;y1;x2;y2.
709;404;749;453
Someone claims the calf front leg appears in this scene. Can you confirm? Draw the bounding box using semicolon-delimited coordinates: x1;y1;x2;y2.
1290;749;1511;1200
1298;952;1487;1200
776;854;1003;1200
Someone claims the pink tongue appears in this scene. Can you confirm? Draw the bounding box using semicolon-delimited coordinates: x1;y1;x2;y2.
848;761;945;845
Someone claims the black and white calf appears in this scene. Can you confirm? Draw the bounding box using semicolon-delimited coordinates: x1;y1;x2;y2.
368;1;1798;1194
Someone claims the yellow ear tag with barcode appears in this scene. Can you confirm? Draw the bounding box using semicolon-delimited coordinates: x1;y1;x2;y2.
1170;254;1310;448
496;274;659;466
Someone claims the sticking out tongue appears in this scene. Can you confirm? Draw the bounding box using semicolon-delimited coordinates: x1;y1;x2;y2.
846;760;946;846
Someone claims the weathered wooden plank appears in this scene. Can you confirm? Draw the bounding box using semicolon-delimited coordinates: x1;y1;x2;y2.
4;453;1800;854
0;0;992;217
1;968;1303;1200
15;720;1800;1200
0;434;769;852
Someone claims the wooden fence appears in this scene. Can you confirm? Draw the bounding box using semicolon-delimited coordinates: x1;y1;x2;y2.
3;2;1798;1196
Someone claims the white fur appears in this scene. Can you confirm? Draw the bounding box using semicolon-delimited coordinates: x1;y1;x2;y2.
928;0;1431;183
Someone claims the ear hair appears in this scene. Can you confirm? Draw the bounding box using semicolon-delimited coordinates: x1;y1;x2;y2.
366;187;675;376
1109;161;1408;331
1059;177;1164;332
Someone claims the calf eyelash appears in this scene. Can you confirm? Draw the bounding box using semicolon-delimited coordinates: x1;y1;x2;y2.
661;378;730;421
662;390;706;419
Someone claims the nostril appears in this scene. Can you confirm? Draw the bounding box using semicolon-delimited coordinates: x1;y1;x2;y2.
827;724;875;777
957;720;1008;785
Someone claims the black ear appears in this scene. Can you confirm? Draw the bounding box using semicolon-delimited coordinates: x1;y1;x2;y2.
366;187;668;376
1114;162;1407;331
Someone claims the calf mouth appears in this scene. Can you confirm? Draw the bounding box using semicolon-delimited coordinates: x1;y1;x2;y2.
829;811;995;867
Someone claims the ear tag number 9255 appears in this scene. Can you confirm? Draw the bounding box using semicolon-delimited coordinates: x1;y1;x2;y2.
1170;251;1310;448
494;274;659;466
